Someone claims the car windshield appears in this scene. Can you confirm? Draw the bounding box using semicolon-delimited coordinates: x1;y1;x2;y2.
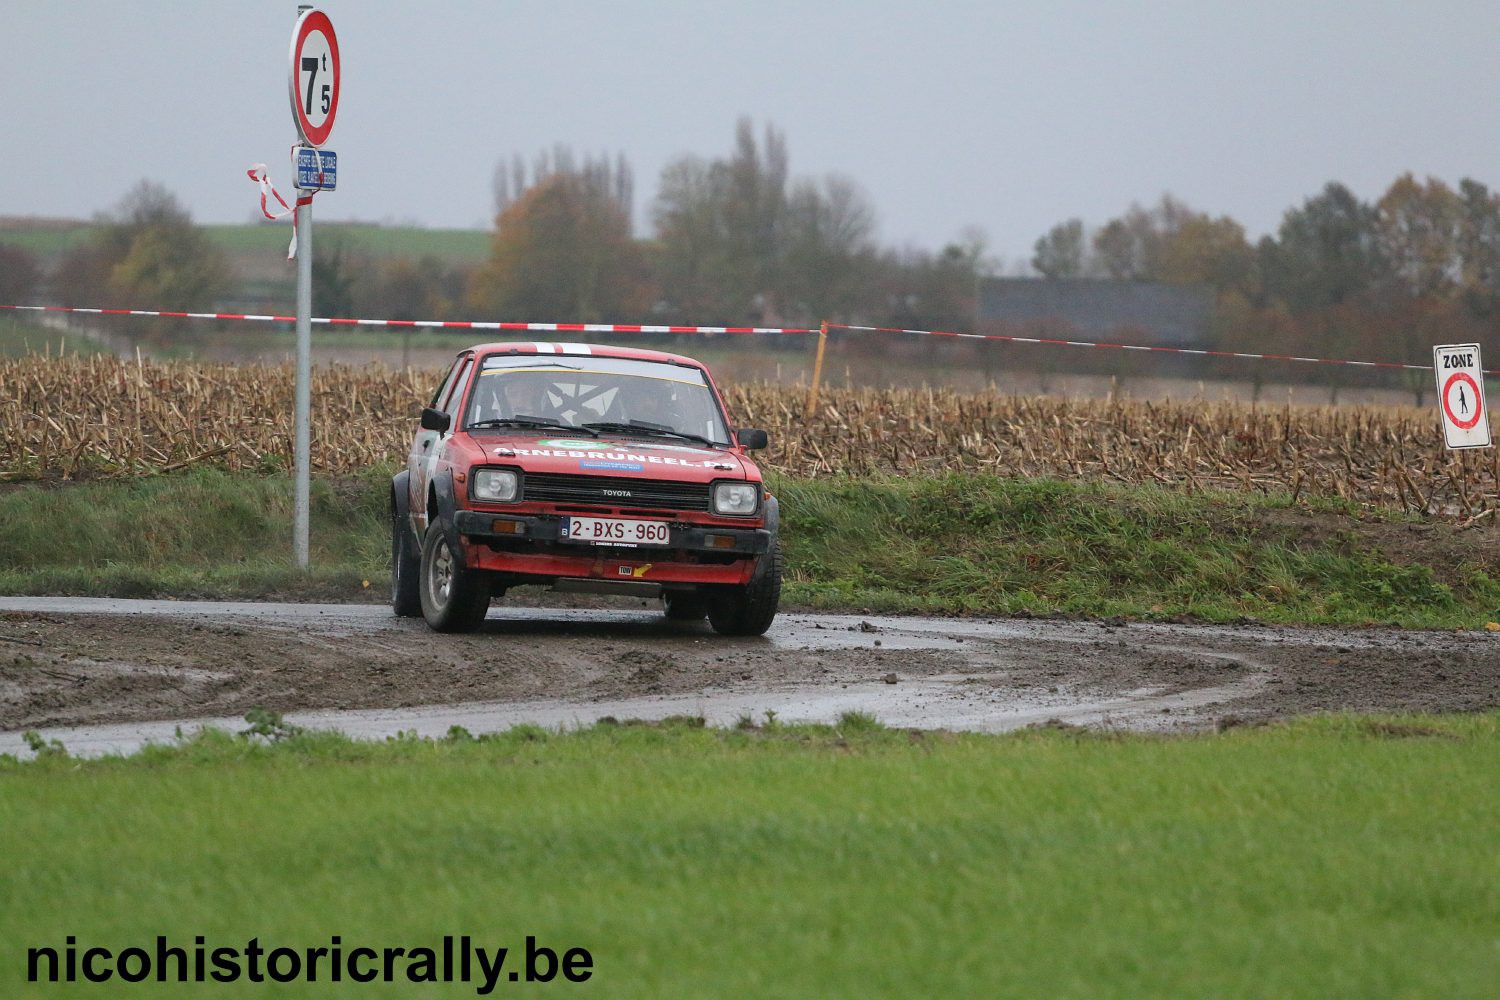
465;355;731;445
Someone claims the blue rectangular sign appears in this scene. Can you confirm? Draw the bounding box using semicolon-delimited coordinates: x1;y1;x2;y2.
294;148;337;191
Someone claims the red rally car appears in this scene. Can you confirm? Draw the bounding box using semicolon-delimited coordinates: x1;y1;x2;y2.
391;342;781;635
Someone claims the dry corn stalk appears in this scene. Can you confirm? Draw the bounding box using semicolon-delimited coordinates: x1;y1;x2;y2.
0;355;1484;516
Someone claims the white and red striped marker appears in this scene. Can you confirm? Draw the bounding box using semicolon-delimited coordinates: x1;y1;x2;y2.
0;304;813;337
246;162;312;260
828;323;1450;374
2;303;1483;374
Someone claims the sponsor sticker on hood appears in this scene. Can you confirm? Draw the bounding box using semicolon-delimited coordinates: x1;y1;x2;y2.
510;437;736;469
581;460;645;472
506;443;733;470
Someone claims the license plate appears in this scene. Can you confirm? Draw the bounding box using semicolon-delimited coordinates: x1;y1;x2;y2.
561;516;671;546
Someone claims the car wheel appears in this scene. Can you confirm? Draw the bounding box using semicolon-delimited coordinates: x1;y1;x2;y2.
391;499;422;618
419;519;490;633
707;540;782;636
663;591;708;622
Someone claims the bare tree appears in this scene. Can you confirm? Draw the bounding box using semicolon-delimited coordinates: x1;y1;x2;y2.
652;118;879;325
492;145;635;232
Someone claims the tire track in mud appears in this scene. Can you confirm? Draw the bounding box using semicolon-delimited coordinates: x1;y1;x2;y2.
1;598;1497;757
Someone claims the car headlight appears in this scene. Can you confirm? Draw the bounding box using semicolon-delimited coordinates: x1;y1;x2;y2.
713;481;759;515
472;468;519;502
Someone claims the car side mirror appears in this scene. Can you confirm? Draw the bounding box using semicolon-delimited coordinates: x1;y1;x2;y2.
736;428;769;450
420;407;451;433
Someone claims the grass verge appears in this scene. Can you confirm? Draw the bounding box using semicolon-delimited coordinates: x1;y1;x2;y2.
0;468;386;602
778;472;1500;627
2;713;1498;997
2;469;1498;627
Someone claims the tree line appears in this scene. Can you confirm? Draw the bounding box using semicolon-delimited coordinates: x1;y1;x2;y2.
5;120;987;344
10;119;1500;386
467;120;983;333
1033;177;1500;395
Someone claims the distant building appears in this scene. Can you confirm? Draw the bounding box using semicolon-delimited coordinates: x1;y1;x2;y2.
978;278;1215;347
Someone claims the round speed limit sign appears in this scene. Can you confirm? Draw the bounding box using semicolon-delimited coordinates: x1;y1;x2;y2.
288;9;340;147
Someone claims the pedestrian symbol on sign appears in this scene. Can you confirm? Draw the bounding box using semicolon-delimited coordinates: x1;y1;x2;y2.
1433;344;1491;449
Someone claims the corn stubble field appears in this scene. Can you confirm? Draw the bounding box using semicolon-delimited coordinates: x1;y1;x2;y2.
1;354;1492;517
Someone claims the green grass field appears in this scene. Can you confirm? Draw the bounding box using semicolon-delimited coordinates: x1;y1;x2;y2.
0;225;94;258
0;317;51;356
0;220;491;265
0;317;110;358
2;714;1497;996
203;222;492;262
1;469;1497;627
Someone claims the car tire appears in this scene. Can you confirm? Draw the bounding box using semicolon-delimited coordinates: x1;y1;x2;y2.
707;540;782;636
391;501;422;618
663;592;708;622
419;520;490;633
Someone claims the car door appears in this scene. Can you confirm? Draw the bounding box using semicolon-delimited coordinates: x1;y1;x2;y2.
409;355;464;533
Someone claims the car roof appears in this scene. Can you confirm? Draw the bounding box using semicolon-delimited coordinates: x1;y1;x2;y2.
463;342;707;369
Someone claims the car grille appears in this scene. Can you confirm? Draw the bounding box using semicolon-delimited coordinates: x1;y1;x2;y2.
523;473;711;512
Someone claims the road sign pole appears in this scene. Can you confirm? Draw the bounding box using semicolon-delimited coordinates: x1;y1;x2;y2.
294;191;312;568
292;5;315;569
286;3;338;569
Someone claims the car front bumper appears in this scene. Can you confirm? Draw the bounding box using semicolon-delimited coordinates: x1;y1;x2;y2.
452;510;769;586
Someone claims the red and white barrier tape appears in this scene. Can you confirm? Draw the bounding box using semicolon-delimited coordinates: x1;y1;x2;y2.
246;163;314;260
826;324;1468;374
0;304;811;337
1;303;1481;374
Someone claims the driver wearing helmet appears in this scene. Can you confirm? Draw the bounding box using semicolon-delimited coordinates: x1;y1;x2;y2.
626;380;675;429
501;375;551;419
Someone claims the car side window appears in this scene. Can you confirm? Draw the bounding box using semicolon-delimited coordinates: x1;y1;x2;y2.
428;358;463;410
442;358;474;417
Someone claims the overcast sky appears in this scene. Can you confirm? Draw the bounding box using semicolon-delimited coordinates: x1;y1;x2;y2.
4;1;1499;265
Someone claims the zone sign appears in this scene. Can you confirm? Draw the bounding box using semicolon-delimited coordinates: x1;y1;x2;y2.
288;9;340;147
1433;343;1491;450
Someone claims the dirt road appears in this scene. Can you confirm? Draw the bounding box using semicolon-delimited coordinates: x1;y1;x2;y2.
1;597;1497;756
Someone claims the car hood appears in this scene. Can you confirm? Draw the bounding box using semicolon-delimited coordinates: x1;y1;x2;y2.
463;431;752;483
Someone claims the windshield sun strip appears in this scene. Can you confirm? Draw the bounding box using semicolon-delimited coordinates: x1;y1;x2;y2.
478;365;707;388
